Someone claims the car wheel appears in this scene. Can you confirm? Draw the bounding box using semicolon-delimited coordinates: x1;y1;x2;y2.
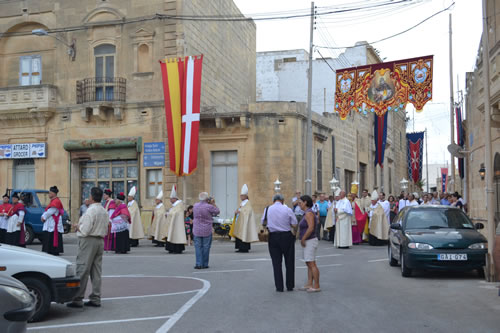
24;225;35;245
19;277;51;322
477;267;485;278
388;244;398;267
400;250;412;277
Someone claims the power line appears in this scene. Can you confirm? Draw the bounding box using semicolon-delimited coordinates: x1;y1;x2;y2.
315;2;455;50
315;49;336;73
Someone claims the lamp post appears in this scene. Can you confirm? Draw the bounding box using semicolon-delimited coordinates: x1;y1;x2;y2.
32;28;76;61
274;178;282;193
330;177;339;194
400;178;409;192
479;164;486;181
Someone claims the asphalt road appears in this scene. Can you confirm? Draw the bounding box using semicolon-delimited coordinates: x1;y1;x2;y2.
25;234;499;333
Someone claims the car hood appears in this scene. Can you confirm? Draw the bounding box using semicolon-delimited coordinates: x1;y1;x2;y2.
405;229;487;249
0;244;71;265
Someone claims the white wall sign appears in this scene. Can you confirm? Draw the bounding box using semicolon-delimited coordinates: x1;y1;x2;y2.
0;143;46;159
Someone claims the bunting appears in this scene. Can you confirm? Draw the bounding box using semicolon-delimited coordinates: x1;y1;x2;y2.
335;55;433;119
456;106;465;179
374;113;388;168
160;55;203;176
407;132;424;183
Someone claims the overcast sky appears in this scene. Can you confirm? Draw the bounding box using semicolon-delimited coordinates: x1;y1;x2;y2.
233;0;482;166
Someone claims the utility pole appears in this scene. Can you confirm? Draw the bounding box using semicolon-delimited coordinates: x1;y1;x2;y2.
481;0;496;281
449;13;456;193
425;128;429;193
305;1;315;195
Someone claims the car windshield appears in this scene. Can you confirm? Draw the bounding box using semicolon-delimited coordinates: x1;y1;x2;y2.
37;192;51;208
405;209;475;230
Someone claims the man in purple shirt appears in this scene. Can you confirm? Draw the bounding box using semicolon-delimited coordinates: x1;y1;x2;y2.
193;192;220;269
262;194;297;292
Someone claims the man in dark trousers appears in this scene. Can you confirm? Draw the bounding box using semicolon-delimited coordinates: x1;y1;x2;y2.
261;194;297;292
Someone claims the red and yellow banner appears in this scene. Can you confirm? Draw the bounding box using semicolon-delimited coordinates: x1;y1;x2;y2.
160;55;203;176
334;55;433;119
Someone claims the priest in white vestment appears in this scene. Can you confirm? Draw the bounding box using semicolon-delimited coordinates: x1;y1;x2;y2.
127;186;144;247
334;190;353;248
368;190;390;246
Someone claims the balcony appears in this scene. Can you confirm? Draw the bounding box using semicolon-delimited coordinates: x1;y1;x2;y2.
76;77;126;104
0;84;57;123
76;77;126;121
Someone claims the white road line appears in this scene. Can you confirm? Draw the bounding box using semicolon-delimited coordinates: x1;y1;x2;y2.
231;258;271;262
98;289;200;301
315;254;344;258
192;269;255;274
297;264;343;269
368;258;388;262
156;277;211;333
28;315;172;330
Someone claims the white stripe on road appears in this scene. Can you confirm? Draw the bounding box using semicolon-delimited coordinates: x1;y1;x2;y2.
297;264;343;269
231;258;271;262
315;254;344;258
367;258;388;262
156;277;210;333
28;315;172;330
192;269;255;274
98;289;200;301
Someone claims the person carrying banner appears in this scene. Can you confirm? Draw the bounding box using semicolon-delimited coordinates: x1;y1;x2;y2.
232;184;259;253
41;186;64;255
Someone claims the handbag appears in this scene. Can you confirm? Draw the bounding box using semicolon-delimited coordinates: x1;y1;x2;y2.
258;206;269;242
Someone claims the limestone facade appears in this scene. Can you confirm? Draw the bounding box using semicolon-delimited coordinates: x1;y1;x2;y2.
465;0;500;226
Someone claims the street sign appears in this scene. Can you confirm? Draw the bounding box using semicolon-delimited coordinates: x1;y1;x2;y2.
143;154;165;167
0;143;46;159
144;142;165;154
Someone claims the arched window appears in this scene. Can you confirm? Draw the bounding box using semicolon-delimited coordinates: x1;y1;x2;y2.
138;44;151;72
94;44;116;101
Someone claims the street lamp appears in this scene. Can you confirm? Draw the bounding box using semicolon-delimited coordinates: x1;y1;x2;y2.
400;178;409;191
479;163;486;180
329;177;339;192
32;28;76;61
273;178;282;193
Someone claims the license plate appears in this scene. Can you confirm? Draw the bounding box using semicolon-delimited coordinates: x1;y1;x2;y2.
437;254;467;261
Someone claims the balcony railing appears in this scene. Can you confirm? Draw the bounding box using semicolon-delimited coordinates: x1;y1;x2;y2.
76;77;126;104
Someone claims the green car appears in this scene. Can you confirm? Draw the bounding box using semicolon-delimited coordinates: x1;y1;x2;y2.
388;206;487;277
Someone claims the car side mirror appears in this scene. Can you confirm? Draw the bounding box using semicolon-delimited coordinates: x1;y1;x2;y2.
390;223;401;230
474;222;484;230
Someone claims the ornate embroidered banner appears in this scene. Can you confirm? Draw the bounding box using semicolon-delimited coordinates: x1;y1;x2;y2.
334;55;433;119
407;132;425;183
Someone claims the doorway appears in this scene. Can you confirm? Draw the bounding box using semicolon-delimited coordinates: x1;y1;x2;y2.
211;151;238;219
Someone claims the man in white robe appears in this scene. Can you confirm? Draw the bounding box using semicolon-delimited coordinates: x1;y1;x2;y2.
334;190;353;248
378;192;391;224
127;186;144;247
149;191;167;247
407;193;419;207
232;184;259;253
162;185;186;254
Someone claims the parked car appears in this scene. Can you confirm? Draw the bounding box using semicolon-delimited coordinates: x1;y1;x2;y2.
0;244;80;322
0;275;36;333
8;189;71;245
388;206;487;277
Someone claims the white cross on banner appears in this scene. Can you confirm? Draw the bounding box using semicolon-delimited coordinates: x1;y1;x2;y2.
181;55;203;175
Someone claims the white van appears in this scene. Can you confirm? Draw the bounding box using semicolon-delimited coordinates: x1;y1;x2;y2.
0;244;80;322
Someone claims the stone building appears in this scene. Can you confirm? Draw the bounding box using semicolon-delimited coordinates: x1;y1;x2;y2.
464;0;500;227
256;45;408;200
0;0;256;224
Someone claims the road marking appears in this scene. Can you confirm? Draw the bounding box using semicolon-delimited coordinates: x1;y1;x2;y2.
98;290;200;301
28;315;172;330
368;258;388;262
192;269;255;274
156;277;210;333
297;264;343;269
231;258;271;262
316;254;344;258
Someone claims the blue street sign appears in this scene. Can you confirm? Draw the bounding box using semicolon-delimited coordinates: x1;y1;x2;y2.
143;154;165;167
144;142;166;154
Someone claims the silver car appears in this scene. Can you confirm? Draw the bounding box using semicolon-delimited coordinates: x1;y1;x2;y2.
0;275;36;333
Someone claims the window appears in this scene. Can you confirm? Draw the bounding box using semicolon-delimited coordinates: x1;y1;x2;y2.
317;149;323;191
19;55;41;86
94;44;116;101
80;160;138;204
147;169;163;198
